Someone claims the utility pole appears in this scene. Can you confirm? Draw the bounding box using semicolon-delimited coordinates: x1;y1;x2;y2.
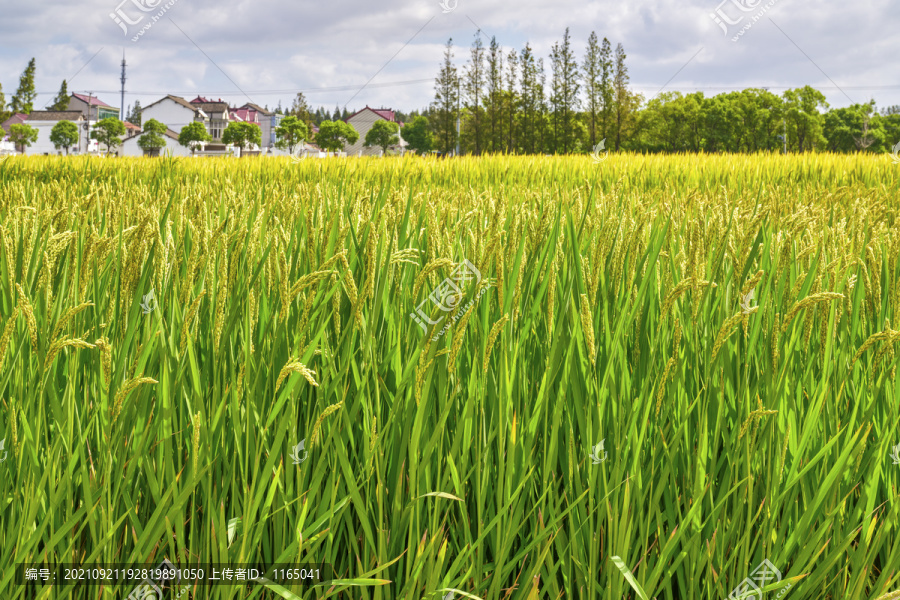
120;52;127;123
455;77;461;157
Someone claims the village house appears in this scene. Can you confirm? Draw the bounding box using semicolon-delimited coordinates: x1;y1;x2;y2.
142;95;209;135
343;106;406;156
1;110;96;155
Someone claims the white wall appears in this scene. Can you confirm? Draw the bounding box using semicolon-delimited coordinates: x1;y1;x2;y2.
12;120;97;155
143;101;198;135
119;135;193;157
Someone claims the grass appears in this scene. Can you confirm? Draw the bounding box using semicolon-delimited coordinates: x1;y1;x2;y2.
0;152;898;599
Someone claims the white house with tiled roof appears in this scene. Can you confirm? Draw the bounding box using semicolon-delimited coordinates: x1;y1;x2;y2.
119;127;194;157
67;93;120;121
142;95;209;136
1;110;97;155
343;106;406;156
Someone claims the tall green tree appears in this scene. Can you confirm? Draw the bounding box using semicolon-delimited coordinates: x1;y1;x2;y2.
289;93;314;133
275;115;310;154
50;120;79;154
364;120;400;155
582;32;603;148
222;122;262;152
519;44;538;154
431;38;460;154
612;43;634;151
9;123;39;153
126;100;142;127
50;80;70;111
0;81;6;119
463;32;486;155
314;120;359;152
401;115;433;155
137;118;168;156
504;47;519;153
484;37;504;153
599;38;614;144
782;86;828;152
548;28;580;153
90;118;126;155
178;122;212;156
10;58;37;114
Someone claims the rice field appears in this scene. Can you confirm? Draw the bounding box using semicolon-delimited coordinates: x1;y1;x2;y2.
0;153;899;599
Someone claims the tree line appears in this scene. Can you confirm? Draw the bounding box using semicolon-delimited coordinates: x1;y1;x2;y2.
404;31;900;156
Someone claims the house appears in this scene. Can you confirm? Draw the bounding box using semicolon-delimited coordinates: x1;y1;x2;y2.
189;97;232;142
228;108;266;151
119;127;194;157
1;111;95;155
67;93;120;121
343;106;406;156
238;103;283;151
123;121;141;136
143;95;209;136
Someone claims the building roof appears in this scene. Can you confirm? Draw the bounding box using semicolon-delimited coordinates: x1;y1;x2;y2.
240;102;273;116
26;111;85;121
229;108;259;122
1;113;29;129
346;106;395;123
190;96;229;107
123;121;141;131
71;93;114;108
144;95;207;116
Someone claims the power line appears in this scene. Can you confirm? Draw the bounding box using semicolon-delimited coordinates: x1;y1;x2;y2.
33;78;436;98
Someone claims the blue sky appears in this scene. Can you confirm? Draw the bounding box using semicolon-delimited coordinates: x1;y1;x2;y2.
1;0;897;115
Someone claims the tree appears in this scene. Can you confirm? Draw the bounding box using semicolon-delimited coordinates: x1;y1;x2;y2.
50;120;79;154
0;81;7;124
274;115;310;154
484;36;504;153
582;32;602;148
10;58;37;114
548;28;580;153
289;93;314;132
364;120;400;155
126;100;142;127
314;120;359;152
782;86;828;152
90;117;126;155
504;47;519;153
50;80;70;112
612;43;633;151
222;122;262;152
137;118;168;156
178;122;212;156
402;116;433;155
431;38;460;154
9;123;38;153
463;32;486;154
599;38;614;144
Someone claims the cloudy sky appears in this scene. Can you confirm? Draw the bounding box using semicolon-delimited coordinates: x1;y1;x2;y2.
1;0;897;116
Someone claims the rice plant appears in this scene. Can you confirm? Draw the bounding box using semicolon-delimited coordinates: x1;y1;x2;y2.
0;153;898;599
